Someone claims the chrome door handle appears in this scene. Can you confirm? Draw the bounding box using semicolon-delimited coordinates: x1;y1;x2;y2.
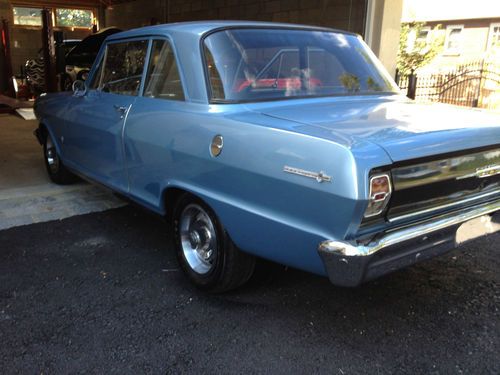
113;104;128;119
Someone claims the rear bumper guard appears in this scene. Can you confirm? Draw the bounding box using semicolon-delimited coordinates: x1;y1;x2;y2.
318;200;500;287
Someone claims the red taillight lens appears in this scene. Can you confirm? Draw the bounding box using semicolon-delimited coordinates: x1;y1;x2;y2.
364;174;392;218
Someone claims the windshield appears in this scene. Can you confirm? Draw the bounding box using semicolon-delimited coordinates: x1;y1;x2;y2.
203;28;398;102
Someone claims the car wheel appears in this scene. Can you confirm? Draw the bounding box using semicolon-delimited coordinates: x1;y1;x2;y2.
43;130;75;184
173;193;256;293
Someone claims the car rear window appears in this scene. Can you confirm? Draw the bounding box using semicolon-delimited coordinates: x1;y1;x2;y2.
203;28;398;103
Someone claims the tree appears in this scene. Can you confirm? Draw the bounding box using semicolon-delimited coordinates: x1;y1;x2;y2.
56;9;93;28
397;22;444;76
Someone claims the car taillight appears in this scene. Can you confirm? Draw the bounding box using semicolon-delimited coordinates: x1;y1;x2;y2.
364;174;392;218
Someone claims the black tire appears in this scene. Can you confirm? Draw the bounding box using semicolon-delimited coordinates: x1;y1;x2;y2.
172;193;256;293
42;129;76;185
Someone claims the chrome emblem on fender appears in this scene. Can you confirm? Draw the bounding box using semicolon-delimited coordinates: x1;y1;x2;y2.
475;164;500;178
283;166;332;183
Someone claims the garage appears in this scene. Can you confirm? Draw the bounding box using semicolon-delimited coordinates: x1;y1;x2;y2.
0;1;499;373
0;1;125;229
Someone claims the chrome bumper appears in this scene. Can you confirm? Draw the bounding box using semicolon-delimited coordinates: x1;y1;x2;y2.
318;200;500;287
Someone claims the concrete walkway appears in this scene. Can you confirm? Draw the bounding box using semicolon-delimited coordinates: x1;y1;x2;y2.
0;114;125;230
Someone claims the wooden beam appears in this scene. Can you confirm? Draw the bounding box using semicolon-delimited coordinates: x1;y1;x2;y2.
41;8;57;93
1;19;15;97
12;0;102;9
11;0;138;7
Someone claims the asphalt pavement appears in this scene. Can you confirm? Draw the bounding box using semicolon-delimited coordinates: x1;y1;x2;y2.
0;206;499;374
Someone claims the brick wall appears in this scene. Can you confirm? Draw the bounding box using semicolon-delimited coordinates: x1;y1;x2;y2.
106;0;166;30
105;0;367;35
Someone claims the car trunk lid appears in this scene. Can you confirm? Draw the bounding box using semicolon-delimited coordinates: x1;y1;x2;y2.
255;96;500;162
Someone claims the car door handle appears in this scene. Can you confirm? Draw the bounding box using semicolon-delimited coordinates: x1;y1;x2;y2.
113;105;129;119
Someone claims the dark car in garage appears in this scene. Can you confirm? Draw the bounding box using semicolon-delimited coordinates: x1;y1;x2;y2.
61;27;122;90
25;27;121;94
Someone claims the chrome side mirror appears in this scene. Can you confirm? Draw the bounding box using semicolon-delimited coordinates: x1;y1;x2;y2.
72;80;87;97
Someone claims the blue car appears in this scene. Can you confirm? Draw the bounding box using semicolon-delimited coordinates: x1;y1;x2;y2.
34;21;500;292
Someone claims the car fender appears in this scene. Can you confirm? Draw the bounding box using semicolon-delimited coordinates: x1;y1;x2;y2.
36;118;63;154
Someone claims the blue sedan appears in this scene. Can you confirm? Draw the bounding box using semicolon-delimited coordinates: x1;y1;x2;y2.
34;21;500;292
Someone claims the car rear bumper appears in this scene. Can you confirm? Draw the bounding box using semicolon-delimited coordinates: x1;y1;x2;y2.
318;200;500;287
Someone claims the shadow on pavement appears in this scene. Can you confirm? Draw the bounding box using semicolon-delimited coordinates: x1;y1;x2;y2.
0;205;498;374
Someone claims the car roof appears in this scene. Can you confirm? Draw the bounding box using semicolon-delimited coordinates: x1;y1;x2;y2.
106;20;356;41
101;21;359;104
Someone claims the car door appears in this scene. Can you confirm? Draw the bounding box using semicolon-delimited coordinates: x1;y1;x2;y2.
122;38;189;211
63;38;149;192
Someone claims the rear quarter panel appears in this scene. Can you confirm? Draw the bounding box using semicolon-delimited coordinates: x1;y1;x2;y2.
124;98;390;275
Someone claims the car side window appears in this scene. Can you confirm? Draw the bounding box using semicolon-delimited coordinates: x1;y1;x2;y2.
204;46;225;99
143;39;184;101
97;40;148;96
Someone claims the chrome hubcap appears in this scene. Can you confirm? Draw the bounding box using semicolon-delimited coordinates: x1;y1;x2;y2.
45;136;59;173
179;204;217;274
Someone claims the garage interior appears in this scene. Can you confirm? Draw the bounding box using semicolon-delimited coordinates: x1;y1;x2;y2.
2;0;368;83
0;0;402;229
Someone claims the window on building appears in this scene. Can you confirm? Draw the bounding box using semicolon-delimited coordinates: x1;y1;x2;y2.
488;23;500;49
55;8;93;28
405;26;430;52
416;27;431;44
12;7;42;26
445;25;464;54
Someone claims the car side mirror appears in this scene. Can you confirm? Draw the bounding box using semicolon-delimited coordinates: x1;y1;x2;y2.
72;80;87;97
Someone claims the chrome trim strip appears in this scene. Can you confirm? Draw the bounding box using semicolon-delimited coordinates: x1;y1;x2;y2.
283;166;332;183
319;199;500;257
389;188;500;223
391;148;500;190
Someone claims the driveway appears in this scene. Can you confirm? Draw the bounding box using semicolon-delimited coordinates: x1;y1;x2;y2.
0;206;498;374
